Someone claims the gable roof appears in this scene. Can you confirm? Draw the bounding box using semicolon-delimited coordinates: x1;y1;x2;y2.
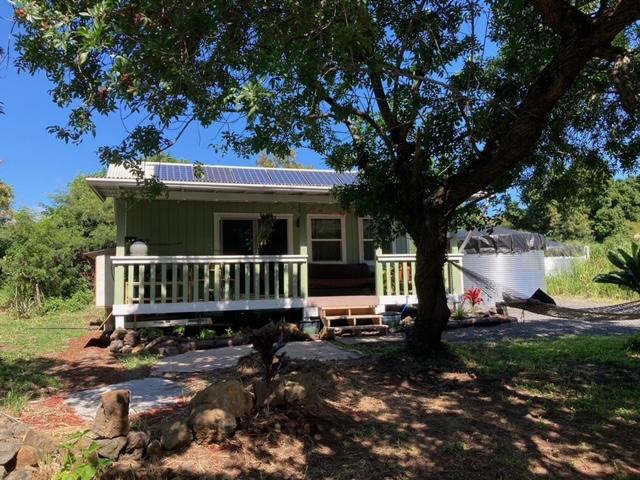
87;162;357;200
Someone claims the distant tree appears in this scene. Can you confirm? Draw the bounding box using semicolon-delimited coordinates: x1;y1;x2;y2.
257;150;309;169
506;177;640;242
1;175;114;310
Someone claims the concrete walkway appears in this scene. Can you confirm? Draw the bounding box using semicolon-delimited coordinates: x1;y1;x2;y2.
65;378;189;420
151;340;361;375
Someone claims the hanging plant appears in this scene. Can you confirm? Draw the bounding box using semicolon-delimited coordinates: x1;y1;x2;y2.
255;213;277;253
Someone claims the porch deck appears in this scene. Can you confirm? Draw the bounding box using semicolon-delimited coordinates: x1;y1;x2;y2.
110;253;463;328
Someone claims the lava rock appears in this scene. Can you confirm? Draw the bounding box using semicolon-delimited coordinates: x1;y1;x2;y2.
123;330;140;347
95;436;127;460
190;380;253;418
160;420;193;451
109;340;124;353
189;407;237;443
93;390;130;439
14;446;39;470
318;328;335;341
145;439;162;459
0;441;20;466
110;328;128;342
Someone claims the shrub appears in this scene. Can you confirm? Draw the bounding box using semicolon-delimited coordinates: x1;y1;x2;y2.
627;334;640;353
594;242;640;295
198;329;217;339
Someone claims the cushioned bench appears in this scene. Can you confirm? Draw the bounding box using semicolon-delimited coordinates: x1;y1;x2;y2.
308;263;375;293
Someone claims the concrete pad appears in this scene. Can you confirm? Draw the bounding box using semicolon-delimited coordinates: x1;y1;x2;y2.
65;378;189;420
152;345;253;375
151;341;361;375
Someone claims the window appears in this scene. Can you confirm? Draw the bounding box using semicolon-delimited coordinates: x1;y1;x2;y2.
359;218;393;263
309;216;345;263
216;215;291;255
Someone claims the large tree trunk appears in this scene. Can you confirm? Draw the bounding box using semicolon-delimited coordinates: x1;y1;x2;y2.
406;218;451;355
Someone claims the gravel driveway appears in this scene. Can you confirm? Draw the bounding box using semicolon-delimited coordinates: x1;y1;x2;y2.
444;297;640;342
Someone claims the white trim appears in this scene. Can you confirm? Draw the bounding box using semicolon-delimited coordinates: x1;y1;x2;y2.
375;253;464;262
378;294;460;305
213;212;294;255
87;177;338;195
113;298;307;316
155;191;337;204
307;214;347;264
358;217;396;265
111;254;308;265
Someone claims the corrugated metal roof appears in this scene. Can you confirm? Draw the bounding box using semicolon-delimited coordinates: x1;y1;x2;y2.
105;162;356;188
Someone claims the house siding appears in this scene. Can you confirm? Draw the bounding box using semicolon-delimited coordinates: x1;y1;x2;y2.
119;198;364;262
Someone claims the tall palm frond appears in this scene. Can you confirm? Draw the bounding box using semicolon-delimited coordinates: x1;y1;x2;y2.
594;243;640;294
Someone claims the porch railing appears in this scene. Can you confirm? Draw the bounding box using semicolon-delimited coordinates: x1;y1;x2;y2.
112;255;308;305
375;253;464;298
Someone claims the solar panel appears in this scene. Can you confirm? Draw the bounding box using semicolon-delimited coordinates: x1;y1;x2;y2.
151;163;356;187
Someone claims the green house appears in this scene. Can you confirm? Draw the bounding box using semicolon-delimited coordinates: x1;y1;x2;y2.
87;162;463;329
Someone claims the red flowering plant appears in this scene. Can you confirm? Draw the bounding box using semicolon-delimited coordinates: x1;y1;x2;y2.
463;287;484;315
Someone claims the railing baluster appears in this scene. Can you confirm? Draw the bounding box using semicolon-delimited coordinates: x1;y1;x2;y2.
411;261;416;295
214;264;220;301
193;264;199;302
264;262;270;299
139;265;145;303
160;264;167;303
234;263;240;300
183;264;189;302
244;263;251;300
172;264;178;303
385;262;391;296
292;262;299;297
402;261;408;296
223;264;230;300
127;265;135;304
203;264;210;301
283;263;290;298
274;263;280;299
393;262;400;296
149;264;156;304
254;263;261;300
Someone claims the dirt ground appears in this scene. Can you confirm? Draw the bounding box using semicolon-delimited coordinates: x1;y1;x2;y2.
16;334;640;480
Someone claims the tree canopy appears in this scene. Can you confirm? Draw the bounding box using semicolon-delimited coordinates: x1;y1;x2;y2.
12;0;640;351
0;175;114;312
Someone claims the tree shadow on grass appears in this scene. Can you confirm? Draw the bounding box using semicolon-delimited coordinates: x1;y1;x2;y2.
101;340;640;480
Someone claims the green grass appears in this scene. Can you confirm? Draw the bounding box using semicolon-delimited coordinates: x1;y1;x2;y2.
547;242;637;300
454;335;640;424
119;353;159;370
0;306;94;414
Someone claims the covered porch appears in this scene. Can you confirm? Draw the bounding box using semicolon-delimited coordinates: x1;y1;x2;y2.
111;252;464;328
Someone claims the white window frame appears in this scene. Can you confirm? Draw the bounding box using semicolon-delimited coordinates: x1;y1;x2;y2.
358;217;400;264
213;212;293;255
307;214;347;264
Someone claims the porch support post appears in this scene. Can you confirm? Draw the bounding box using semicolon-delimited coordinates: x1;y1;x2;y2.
375;247;383;296
114;199;127;306
115;316;126;329
298;208;308;298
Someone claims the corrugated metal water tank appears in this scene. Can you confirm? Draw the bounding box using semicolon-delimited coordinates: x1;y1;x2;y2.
457;228;547;305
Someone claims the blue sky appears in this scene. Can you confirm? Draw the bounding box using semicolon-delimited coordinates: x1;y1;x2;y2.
0;3;325;209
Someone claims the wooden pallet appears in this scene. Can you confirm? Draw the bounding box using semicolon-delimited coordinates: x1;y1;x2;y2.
319;305;388;336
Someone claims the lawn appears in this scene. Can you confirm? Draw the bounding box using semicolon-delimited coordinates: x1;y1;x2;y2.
103;334;640;480
0;307;93;414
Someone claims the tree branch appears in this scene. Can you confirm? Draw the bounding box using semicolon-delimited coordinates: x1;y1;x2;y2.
443;1;640;213
530;0;592;38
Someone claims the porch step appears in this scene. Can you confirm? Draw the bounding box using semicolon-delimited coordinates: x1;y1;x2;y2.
319;305;387;336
